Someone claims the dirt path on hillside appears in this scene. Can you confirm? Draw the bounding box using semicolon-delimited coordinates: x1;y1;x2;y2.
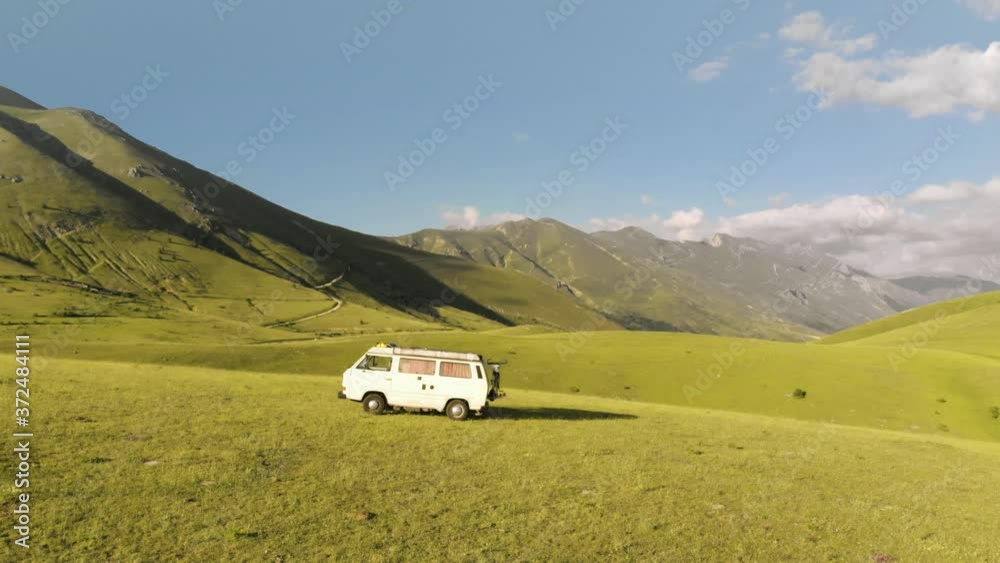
265;271;346;328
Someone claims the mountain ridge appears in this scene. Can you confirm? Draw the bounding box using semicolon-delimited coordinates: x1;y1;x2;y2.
0;91;610;335
394;219;997;337
3;83;991;342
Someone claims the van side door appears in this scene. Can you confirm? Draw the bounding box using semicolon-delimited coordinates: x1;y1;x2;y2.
395;357;439;409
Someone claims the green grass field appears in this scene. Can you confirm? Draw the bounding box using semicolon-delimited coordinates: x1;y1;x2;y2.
2;358;999;561
31;325;998;443
1;292;998;560
820;291;1000;361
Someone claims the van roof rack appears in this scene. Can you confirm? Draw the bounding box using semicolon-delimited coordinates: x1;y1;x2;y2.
368;345;482;362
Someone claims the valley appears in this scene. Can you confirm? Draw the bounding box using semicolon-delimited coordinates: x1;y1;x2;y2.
2;87;999;561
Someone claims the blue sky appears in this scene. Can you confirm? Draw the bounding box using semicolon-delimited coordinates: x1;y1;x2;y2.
2;0;999;275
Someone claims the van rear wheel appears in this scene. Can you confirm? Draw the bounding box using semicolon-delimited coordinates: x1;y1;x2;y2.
362;393;387;415
445;399;469;421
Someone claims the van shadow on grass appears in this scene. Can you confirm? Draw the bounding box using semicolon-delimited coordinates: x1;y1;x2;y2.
486;407;638;421
381;407;638;421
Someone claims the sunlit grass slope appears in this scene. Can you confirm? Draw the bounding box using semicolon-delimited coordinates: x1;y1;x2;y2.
1;359;998;562
820;291;1000;359
37;326;1000;442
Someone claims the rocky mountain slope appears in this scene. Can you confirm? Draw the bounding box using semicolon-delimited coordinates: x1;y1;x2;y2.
394;220;992;337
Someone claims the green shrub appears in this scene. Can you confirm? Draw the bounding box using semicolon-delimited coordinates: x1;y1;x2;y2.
990;406;999;420
792;388;807;399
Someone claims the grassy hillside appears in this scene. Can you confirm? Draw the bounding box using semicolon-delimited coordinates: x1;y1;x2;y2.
820;291;1000;359
0;103;611;334
24;320;999;442
3;358;998;561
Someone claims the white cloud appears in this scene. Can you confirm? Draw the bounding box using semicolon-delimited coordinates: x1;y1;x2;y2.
441;206;480;229
792;42;1000;120
587;181;1000;277
907;178;1000;203
726;34;772;53
958;0;1000;20
689;57;730;82
440;206;526;230
640;194;655;206
768;192;791;207
512;131;531;143
779;11;878;55
713;194;1000;277
783;47;805;60
590;208;704;241
664;207;705;241
487;211;529;224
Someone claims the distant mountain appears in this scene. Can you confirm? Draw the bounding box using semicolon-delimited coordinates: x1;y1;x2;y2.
0;86;605;334
394;220;976;339
892;275;1000;303
394;218;795;337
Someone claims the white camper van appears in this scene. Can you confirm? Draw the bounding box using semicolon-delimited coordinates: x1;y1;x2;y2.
339;345;501;420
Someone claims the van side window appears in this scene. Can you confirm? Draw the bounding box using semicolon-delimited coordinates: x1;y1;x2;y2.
361;355;392;371
399;358;436;375
475;365;483;379
440;361;472;379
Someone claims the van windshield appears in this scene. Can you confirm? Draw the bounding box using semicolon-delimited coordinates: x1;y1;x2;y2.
359;355;392;371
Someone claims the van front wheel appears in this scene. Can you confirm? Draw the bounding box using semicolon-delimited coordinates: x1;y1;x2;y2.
362;393;387;415
445;399;469;421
